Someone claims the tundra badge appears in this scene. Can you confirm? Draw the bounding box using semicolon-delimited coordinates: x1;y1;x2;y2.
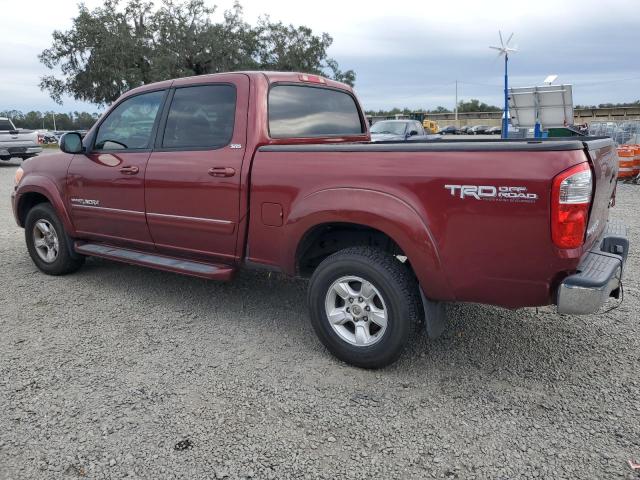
70;198;100;206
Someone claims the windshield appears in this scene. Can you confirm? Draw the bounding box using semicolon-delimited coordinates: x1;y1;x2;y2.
370;121;407;135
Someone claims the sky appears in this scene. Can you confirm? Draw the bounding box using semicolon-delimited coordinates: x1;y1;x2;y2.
1;0;639;113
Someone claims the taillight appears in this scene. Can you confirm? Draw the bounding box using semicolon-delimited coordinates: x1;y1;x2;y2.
551;163;593;249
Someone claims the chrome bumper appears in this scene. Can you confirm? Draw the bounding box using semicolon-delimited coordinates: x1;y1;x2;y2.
557;222;629;315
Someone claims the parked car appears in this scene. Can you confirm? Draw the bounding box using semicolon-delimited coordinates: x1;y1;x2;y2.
370;119;434;142
37;130;58;144
11;71;628;369
458;125;471;134
439;125;458;135
0;117;42;161
470;125;491;135
487;126;502;135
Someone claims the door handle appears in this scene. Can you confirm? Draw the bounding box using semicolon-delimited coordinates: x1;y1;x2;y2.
208;167;236;177
119;166;139;175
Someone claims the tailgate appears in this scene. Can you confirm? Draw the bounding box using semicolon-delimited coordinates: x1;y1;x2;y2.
583;138;617;246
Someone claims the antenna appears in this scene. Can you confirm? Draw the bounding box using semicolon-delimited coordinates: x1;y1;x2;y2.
489;31;517;139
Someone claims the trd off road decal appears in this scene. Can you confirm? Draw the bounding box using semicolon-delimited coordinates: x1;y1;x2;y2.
444;185;538;203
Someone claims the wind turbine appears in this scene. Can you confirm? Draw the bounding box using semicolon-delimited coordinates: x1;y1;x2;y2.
490;32;517;138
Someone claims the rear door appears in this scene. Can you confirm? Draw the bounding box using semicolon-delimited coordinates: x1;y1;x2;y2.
67;90;166;247
145;75;249;262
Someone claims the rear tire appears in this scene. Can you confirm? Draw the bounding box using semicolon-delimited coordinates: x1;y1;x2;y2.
25;203;84;275
308;247;422;369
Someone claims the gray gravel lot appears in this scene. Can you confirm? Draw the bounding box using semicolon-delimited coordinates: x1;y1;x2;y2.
1;156;639;479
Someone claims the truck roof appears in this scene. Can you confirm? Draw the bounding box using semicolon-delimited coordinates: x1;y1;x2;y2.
126;71;354;97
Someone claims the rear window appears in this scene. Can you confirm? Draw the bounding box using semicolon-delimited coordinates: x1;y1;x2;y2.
0;119;14;131
268;85;363;138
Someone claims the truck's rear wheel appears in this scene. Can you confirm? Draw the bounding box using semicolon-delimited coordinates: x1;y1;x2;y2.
25;203;84;275
308;247;421;369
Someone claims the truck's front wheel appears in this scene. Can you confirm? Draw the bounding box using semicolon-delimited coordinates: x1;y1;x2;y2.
308;247;421;369
25;203;84;275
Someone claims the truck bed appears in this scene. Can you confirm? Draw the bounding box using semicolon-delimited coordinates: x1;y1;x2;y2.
250;136;617;308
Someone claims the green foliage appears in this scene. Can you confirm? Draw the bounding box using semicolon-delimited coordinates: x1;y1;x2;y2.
576;100;640;109
429;106;451;113
39;0;355;105
0;110;100;130
366;101;503;117
456;99;501;113
365;107;413;117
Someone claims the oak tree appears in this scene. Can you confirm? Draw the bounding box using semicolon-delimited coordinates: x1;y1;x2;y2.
39;0;356;105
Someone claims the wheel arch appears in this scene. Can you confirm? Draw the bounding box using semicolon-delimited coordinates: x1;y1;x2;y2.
285;187;453;301
15;177;75;235
296;222;405;276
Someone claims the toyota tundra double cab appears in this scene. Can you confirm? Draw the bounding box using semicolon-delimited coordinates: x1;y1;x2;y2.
11;72;629;368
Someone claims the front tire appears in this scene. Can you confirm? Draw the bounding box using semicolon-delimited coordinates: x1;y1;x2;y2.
308;247;422;369
25;203;84;275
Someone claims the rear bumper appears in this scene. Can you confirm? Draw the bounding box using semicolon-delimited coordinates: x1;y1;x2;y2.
557;221;629;314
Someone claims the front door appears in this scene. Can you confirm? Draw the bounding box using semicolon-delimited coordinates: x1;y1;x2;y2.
145;76;249;262
67;89;166;248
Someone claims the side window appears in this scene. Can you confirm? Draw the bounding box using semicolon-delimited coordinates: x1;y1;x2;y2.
0;119;14;131
162;85;236;149
268;85;364;138
94;91;164;150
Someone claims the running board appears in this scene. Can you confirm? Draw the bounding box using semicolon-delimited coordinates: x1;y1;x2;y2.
74;242;235;280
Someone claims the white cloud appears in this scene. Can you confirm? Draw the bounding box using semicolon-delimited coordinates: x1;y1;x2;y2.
1;0;639;112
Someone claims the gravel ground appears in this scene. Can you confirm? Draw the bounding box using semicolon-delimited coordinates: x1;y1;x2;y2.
1;156;639;480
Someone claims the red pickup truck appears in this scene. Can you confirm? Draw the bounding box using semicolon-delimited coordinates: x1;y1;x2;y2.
11;71;629;368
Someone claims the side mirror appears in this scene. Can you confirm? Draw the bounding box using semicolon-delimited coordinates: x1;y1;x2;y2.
59;132;83;154
408;130;419;136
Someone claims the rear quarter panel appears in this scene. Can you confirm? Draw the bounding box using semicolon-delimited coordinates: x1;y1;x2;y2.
247;147;591;308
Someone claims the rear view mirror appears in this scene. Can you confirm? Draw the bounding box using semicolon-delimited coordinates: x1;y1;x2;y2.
60;132;83;154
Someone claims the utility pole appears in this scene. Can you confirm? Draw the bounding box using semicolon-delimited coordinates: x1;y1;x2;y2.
52;112;57;131
454;80;458;126
502;54;509;139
